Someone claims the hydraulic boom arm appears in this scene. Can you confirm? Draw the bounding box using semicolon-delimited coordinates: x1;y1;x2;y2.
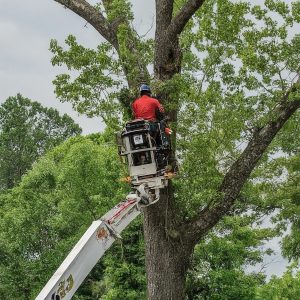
35;197;141;300
36;116;175;299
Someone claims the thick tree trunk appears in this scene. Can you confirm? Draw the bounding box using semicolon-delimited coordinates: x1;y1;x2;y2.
144;10;186;296
143;187;192;300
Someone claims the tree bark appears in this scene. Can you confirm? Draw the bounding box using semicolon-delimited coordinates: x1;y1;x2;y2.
154;0;206;80
144;1;207;299
54;0;119;48
143;186;193;300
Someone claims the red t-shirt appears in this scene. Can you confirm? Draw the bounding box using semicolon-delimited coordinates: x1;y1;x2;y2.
132;95;164;121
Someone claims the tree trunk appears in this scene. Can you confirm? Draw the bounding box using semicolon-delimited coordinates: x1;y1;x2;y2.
143;187;192;300
142;22;186;298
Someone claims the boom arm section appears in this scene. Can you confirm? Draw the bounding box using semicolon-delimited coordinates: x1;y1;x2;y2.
35;198;140;300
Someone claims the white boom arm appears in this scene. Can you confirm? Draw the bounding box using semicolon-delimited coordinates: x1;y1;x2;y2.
35;198;140;300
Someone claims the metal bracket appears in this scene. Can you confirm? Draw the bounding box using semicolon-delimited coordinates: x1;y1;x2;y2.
103;222;122;240
135;183;160;208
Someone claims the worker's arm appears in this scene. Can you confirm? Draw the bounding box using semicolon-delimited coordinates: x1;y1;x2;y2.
131;101;137;119
155;101;165;121
35;199;141;300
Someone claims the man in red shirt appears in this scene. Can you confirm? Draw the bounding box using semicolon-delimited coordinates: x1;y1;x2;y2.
132;84;170;149
132;84;165;121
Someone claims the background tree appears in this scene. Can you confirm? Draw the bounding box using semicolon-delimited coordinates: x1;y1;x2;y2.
0;133;273;300
0;134;135;299
38;0;300;298
0;94;82;190
185;215;272;300
256;264;300;300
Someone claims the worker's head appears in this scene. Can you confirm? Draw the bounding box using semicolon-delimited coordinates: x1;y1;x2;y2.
139;84;151;96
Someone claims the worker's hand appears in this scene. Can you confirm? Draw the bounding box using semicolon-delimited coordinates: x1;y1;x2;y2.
165;128;172;135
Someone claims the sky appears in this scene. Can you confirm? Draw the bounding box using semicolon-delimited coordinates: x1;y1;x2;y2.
0;0;154;134
0;0;292;279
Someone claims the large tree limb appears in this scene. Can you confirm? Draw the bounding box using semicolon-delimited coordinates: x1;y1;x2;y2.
167;0;205;39
153;0;206;80
54;0;119;49
181;83;300;244
54;0;150;88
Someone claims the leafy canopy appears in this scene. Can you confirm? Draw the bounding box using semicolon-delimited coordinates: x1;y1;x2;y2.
0;94;82;190
49;0;300;279
0;133;132;299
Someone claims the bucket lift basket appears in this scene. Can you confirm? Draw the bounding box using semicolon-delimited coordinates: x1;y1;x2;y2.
117;119;169;189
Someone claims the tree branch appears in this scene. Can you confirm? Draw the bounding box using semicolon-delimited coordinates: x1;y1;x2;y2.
182;82;300;244
155;0;174;32
54;0;119;49
168;0;206;38
153;0;206;79
54;0;150;87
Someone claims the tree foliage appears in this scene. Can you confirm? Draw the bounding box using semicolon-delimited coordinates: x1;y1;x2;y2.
185;215;272;300
4;0;300;298
48;0;300;298
0;133;275;299
0;94;82;190
256;264;300;300
0;134;134;299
